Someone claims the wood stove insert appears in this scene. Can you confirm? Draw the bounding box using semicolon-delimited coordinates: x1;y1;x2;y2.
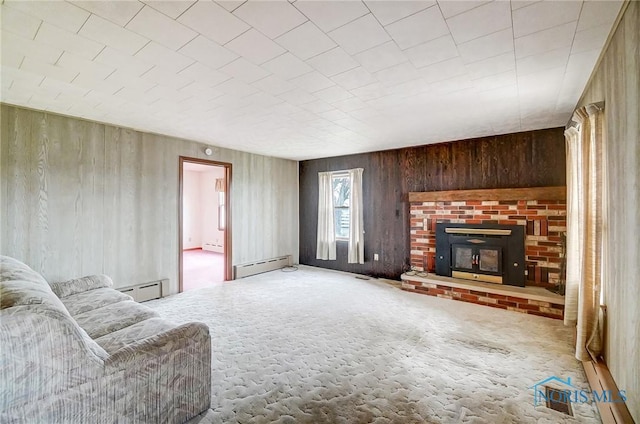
435;223;526;287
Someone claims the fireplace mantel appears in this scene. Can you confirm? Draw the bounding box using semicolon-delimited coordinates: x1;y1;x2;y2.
408;186;566;202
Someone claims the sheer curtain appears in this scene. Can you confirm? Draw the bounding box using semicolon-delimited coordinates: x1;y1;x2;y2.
347;168;364;264
316;171;336;260
564;103;605;361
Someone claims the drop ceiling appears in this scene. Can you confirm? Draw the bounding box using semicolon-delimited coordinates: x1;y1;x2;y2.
0;0;623;160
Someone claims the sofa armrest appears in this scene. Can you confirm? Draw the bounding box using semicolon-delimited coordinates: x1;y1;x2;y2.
50;275;114;298
105;322;210;368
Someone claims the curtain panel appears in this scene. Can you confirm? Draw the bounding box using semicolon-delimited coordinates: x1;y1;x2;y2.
316;172;336;260
347;168;364;264
564;103;605;361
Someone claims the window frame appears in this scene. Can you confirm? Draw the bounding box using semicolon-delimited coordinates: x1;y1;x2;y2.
218;191;225;231
332;172;351;241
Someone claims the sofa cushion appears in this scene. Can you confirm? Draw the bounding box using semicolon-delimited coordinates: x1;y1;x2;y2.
61;288;132;317
74;300;159;339
95;317;176;354
50;275;114;298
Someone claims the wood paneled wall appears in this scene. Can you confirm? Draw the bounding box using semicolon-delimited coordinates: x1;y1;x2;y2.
0;105;299;294
577;1;639;420
299;128;566;279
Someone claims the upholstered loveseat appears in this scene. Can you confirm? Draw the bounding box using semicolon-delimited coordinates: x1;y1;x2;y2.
0;255;211;423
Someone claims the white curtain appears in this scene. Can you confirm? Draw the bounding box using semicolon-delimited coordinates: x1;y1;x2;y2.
316;171;336;260
347;168;364;264
563;103;605;361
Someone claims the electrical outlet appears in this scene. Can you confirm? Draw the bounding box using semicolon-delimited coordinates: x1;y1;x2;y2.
374;253;379;261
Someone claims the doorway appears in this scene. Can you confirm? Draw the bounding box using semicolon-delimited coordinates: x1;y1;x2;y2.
179;157;232;292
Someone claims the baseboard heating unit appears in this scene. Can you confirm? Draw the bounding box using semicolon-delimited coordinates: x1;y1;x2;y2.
234;255;292;279
118;279;169;302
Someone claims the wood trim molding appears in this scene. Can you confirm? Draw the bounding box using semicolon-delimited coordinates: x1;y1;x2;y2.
408;186;566;202
582;360;635;424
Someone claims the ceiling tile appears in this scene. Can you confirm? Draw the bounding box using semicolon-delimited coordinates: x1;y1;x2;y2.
365;1;435;26
251;75;295;95
405;35;458;68
473;70;517;92
71;1;143;27
457;28;513;64
126;6;197;51
446;1;512;44
465;52;515;80
219;58;270;83
135;42;195;73
262;53;313;80
277;89;318;106
354;41;408;73
232;1;307;38
577;1;623;32
301;99;334;114
313;85;353;103
419;57;467;83
513;1;582;38
142;0;196;19
289;71;335;93
178;62;230;87
141;66;193;90
216;1;246;13
106;69;157;91
293;0;369;32
178;36;238;70
1;31;63;64
515;21;576;59
275;21;336;60
511;1;540;12
178;0;250;45
35;23;104;60
6;0;89;32
79;14;149;56
329;14;391;55
225;29;286;65
1;47;24;69
331;67;377;90
306;47;359;77
572;24;611;55
374;62;421;87
1;4;41;39
95;47;154;76
72;72;126;94
57;51;115;80
516;47;571;76
215;78;259;97
21;56;78;83
385;6;448;50
318;109;349;121
350;82;390;101
437;1;491;19
331;97;369;112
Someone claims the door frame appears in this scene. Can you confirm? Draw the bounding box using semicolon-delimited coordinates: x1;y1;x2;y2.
179;156;232;291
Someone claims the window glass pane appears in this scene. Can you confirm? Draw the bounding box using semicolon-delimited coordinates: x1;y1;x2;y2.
479;249;499;272
334;208;349;239
332;176;350;207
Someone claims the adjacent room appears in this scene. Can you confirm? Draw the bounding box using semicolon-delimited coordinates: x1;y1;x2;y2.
1;1;638;423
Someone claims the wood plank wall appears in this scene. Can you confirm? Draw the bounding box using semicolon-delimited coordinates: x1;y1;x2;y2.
299;127;566;279
576;1;639;420
0;105;299;294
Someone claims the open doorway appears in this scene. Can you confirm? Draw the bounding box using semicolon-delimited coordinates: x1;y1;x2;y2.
179;157;232;292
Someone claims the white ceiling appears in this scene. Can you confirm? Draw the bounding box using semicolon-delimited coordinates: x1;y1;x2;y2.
0;0;622;160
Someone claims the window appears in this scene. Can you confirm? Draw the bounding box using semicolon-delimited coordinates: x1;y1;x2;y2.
218;191;225;231
332;173;350;239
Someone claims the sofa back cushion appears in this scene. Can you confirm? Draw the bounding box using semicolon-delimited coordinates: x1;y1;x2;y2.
50;274;114;298
1;256;68;312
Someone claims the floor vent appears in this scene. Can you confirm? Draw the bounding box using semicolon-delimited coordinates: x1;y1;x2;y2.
545;386;573;416
234;255;292;279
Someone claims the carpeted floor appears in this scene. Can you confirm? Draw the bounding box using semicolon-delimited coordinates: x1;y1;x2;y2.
183;249;225;291
146;266;600;424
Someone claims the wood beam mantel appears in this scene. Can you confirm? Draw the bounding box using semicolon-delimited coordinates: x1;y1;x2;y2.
408;186;566;202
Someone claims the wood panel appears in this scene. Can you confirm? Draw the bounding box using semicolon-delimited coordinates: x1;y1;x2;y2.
0;105;299;294
408;186;566;202
577;1;639;421
299;127;566;279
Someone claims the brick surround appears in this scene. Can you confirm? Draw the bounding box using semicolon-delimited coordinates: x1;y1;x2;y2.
410;199;567;287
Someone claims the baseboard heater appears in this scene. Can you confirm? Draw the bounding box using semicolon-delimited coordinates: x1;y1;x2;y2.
118;279;169;302
234;255;292;279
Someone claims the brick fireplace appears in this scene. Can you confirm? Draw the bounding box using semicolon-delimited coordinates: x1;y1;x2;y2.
403;186;567;319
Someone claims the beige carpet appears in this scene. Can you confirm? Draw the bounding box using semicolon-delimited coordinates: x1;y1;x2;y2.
146;266;599;424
